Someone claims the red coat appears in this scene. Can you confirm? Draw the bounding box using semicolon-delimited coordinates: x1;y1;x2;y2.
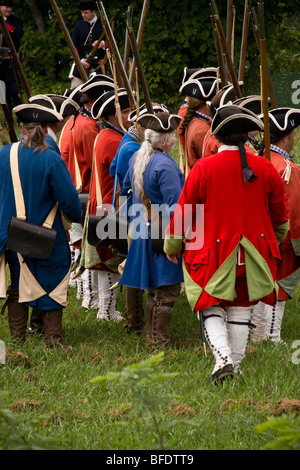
177;102;187;154
185;117;211;173
269;150;300;300
165;148;288;312
88;127;123;272
59;113;99;193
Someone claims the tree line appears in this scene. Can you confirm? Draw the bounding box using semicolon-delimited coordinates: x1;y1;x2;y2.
11;0;300;110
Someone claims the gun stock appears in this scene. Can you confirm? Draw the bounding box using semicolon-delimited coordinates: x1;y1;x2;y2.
50;0;88;83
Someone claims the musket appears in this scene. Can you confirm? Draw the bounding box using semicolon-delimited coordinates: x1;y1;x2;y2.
238;0;251;82
257;1;270;161
211;16;227;87
97;1;136;110
225;0;233;81
123;6;133;73
210;1;242;98
125;10;153;114
129;0;150;87
85;9;120;66
251;7;277;109
49;0;88;83
0;79;17;142
0;10;31;99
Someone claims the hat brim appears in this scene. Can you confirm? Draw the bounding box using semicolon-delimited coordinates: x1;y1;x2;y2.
91;88;130;119
13;104;63;124
212;105;264;136
136;112;181;132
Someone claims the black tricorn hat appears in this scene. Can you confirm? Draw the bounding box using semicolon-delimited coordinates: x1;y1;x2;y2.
234;95;271;115
136;112;181;133
64;85;83;106
91;88;131;119
0;1;13;6
179;77;220;101
211;104;264;136
29;94;80;118
259;107;300;137
78;1;96;10
128;102;169;122
79;73;115;98
182;67;218;84
210;84;238;112
13;103;63;124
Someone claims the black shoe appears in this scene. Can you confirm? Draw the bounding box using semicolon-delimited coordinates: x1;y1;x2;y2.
211;364;234;384
28;323;45;335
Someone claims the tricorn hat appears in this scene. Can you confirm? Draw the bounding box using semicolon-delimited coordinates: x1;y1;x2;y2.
136;112;181;133
79;73;115;98
234;95;271;115
182;67;218;84
91;88;131;119
211;104;264;136
210;84;238;114
13;103;63;124
179;77;220;101
78;1;96;10
128;102;169;122
29;94;80;118
259;107;300;137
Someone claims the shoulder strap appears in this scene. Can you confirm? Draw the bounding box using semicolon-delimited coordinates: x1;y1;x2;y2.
10;142;26;221
9;142;58;228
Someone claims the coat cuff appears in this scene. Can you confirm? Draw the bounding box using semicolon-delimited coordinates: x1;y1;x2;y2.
274;221;289;242
164;234;183;255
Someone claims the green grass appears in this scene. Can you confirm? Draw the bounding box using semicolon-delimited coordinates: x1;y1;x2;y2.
0;282;300;450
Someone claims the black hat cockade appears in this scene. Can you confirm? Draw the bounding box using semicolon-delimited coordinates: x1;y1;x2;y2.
79;73;115;99
259;107;300;138
136;112;181;133
181;67;218;84
91;88;131;119
128;102;169;122
212;104;264;183
29;94;80;118
179;77;220;102
13;103;63;124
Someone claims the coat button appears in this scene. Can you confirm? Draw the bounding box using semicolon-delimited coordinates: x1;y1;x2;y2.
261;234;265;237
216;239;220;243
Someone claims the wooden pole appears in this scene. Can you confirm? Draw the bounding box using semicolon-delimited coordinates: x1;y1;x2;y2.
258;1;270;161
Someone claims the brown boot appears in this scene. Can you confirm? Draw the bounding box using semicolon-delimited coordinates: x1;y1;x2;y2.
145;294;156;346
124;287;145;334
7;288;29;343
42;309;63;348
152;303;174;347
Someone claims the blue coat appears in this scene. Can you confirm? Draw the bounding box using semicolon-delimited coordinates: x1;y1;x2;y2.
110;131;140;208
119;151;185;290
0;143;81;310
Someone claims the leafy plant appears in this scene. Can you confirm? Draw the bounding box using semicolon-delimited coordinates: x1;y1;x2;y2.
91;351;199;450
255;415;300;450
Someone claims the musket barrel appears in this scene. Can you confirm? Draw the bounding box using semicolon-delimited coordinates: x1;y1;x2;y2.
125;11;153;114
50;0;88;83
258;1;270;161
129;0;150;87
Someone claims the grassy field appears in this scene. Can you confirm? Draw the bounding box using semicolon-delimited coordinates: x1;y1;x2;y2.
0;128;300;451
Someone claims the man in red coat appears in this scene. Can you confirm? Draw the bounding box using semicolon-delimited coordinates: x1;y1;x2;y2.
164;105;288;383
59;74;114;310
251;107;300;344
178;75;219;176
85;87;132;321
